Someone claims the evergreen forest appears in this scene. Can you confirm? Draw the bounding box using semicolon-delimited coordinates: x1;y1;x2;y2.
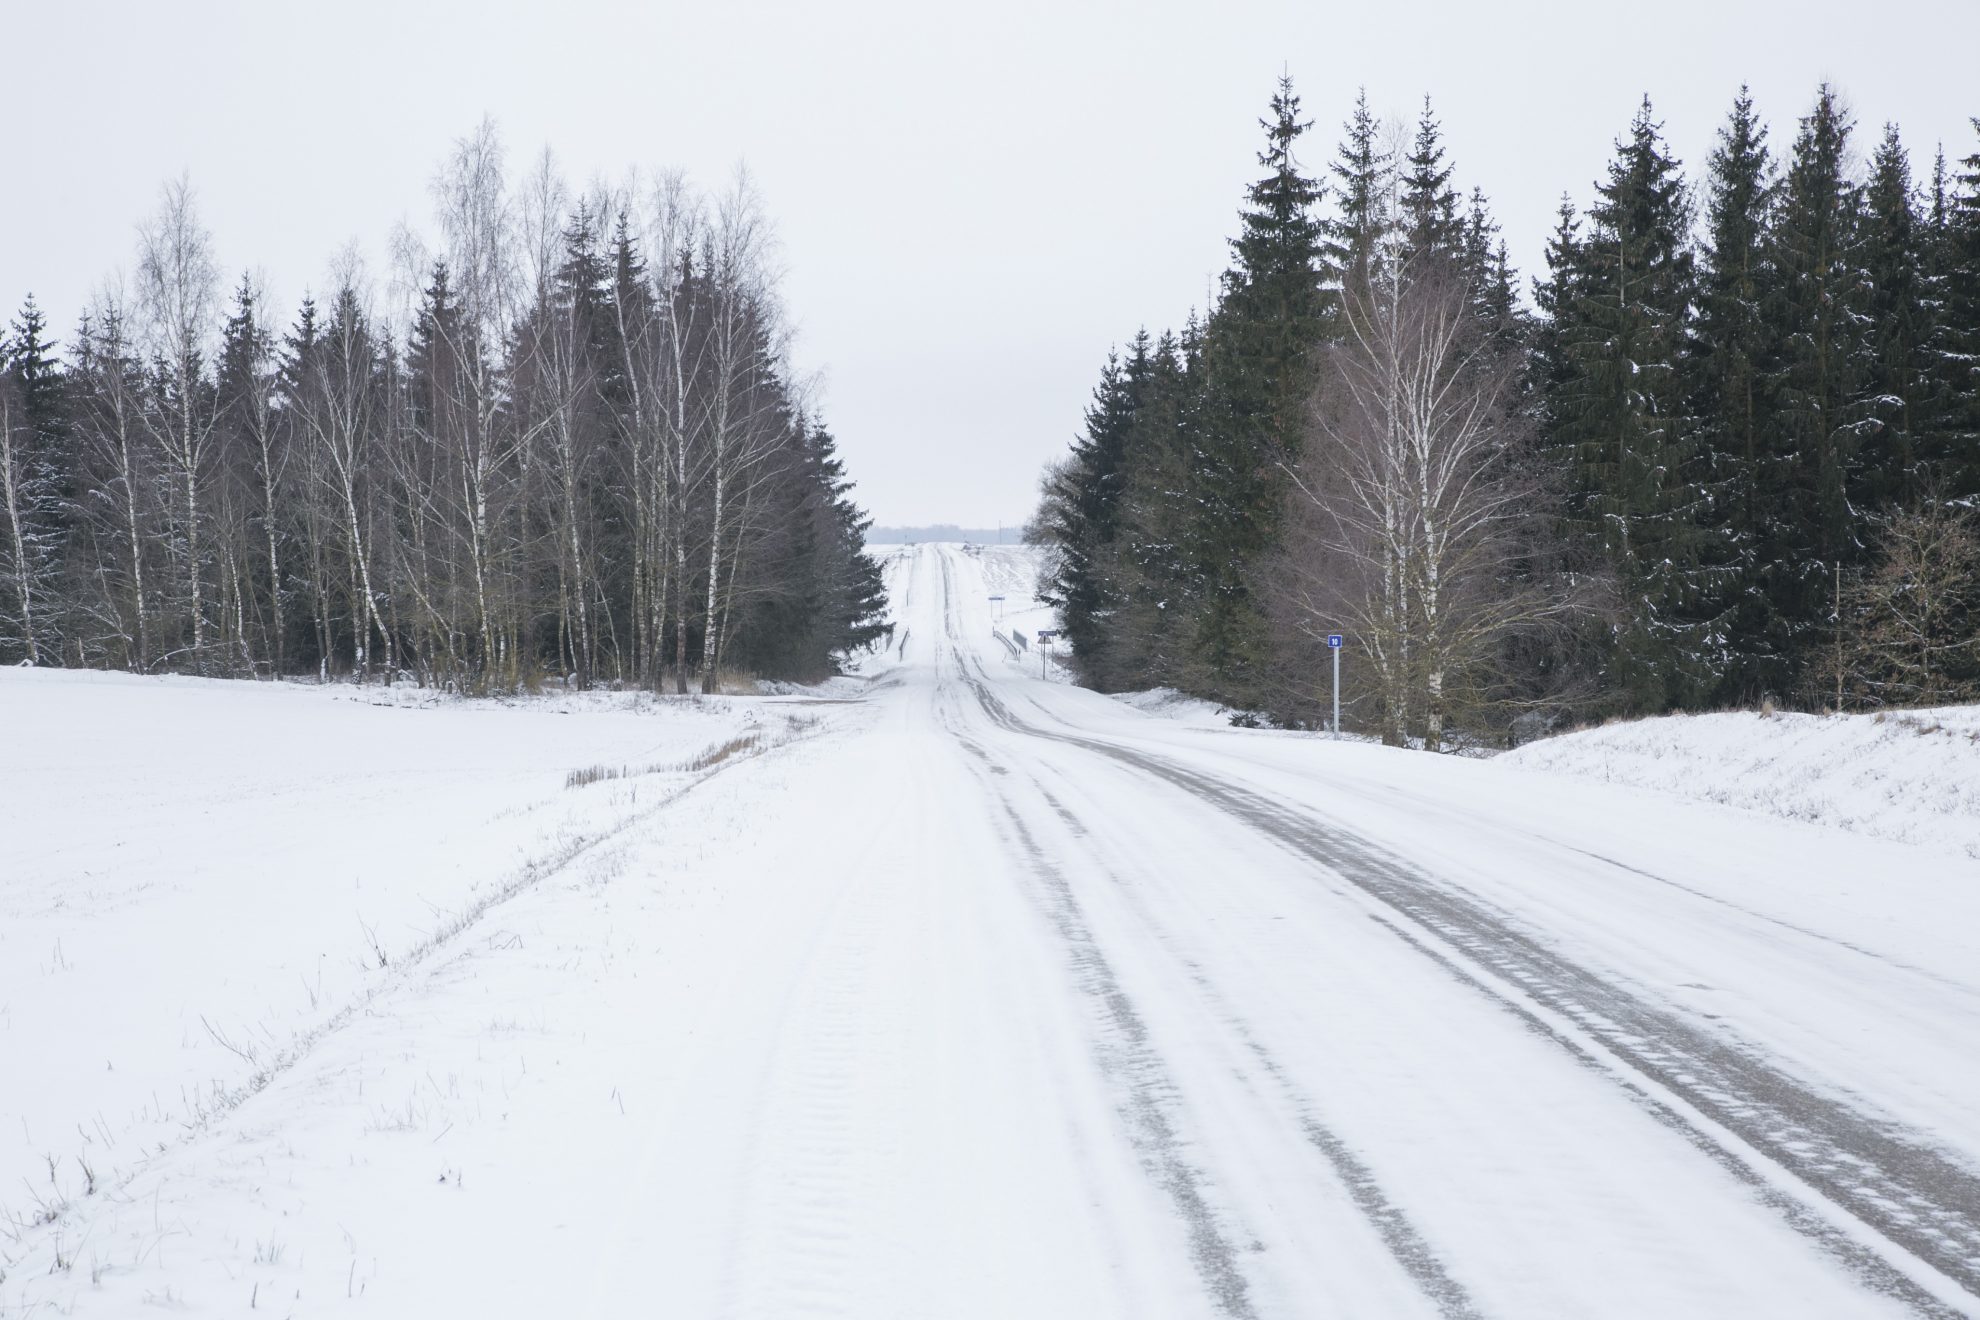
1034;80;1980;745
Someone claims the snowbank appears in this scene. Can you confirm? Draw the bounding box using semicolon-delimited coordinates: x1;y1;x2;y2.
1109;687;1238;729
1502;705;1980;859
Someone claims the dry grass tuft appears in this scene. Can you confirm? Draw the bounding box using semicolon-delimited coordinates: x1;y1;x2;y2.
565;732;764;788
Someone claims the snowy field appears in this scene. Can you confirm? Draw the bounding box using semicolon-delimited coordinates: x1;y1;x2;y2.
4;545;1979;1318
0;669;830;1302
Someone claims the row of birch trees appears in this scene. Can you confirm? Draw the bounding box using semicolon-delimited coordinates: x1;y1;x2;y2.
0;122;888;689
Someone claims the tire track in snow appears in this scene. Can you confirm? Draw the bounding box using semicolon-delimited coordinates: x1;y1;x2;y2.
931;549;1260;1318
1562;844;1980;1002
955;657;1980;1318
724;839;910;1319
1232;761;1980;1005
1017;780;1484;1320
960;746;1259;1320
940;576;1477;1316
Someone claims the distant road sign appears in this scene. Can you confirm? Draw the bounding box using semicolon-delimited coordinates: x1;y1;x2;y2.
1038;630;1057;643
988;594;1005;601
1327;634;1344;649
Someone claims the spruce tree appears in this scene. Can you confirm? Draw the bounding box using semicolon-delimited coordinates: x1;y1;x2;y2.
1689;87;1776;702
0;351;67;664
1460;188;1524;354
1856;123;1933;510
1324;89;1389;287
6;298;70;464
1190;75;1328;703
1917;146;1960;471
1211;74;1330;436
1764;84;1875;703
1400;98;1463;262
1531;197;1584;417
1104;328;1198;688
1041;338;1148;681
214;277;284;671
808;422;888;659
68;303;158;670
1933;121;1980;497
1553;97;1718;711
599;213;652;429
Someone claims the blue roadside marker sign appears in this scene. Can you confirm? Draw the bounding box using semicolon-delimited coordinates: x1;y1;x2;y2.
1327;634;1343;648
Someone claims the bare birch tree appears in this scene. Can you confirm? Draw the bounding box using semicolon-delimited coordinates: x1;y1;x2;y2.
293;256;394;680
432;119;523;689
694;170;788;693
1283;251;1574;748
136;176;221;667
72;295;159;670
0;369;50;663
646;170;708;693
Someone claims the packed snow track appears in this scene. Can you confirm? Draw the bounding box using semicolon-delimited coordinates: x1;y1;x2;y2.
5;542;1979;1319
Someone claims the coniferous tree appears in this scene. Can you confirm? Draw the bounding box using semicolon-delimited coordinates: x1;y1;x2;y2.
1190;75;1329;703
1;300;72;663
1104;328;1200;687
1037;335;1150;683
1764;84;1874;704
1324;89;1390;288
597;212;656;682
725;420;886;679
1917;147;1960;478
0;359;64;663
70;303;159;670
1932;121;1980;495
7;299;71;467
1531;198;1583;413
1552;98;1718;711
1460;188;1525;354
1856;124;1934;511
1689;87;1777;702
1400;98;1463;262
214;277;284;673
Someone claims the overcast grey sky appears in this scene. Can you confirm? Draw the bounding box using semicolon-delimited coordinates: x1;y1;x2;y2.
5;0;1977;527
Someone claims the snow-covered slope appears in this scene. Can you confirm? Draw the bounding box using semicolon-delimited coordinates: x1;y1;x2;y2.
1503;706;1980;860
1109;686;1239;728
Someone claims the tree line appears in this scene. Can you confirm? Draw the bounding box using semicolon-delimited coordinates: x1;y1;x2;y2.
1034;78;1980;745
0;122;887;692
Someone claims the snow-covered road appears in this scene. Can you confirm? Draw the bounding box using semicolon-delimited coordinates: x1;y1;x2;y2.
6;542;1979;1317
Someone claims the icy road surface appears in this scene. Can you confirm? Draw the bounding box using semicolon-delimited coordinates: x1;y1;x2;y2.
5;541;1980;1318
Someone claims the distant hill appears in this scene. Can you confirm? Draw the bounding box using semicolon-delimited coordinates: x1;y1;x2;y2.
867;524;1025;545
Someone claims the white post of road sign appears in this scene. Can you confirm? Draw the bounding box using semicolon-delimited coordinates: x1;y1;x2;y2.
1327;634;1344;738
989;593;1005;623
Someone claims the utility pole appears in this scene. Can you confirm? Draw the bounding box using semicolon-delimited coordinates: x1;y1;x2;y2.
1328;634;1343;738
